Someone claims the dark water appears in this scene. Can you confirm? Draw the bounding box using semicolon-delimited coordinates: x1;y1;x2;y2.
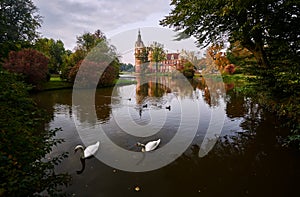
32;75;300;197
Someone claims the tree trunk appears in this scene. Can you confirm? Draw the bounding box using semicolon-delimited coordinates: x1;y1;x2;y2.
241;39;270;68
251;43;270;68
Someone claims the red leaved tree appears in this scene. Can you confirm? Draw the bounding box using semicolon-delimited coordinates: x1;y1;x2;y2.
224;64;236;74
68;59;119;88
3;49;49;89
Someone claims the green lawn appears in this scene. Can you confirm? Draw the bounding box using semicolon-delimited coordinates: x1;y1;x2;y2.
42;76;73;90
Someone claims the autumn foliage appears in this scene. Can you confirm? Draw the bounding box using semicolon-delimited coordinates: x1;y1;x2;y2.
224;64;236;74
206;45;236;75
3;49;49;89
68;59;119;88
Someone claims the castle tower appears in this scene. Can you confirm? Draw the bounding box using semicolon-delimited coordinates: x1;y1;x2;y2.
134;29;145;73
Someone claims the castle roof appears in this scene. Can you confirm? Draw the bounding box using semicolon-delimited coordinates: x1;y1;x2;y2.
135;29;145;48
166;53;180;60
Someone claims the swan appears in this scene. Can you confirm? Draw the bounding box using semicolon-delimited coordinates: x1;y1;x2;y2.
74;141;100;174
137;139;161;152
74;141;100;159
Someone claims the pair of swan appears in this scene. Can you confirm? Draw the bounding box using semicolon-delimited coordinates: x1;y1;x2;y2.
74;139;160;173
74;139;161;157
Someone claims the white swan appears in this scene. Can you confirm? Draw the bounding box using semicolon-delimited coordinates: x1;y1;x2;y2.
74;141;100;159
137;139;161;152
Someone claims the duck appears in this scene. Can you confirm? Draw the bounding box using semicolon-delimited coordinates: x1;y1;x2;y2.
137;139;161;152
165;105;171;110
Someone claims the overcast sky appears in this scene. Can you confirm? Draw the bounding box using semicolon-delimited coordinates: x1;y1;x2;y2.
32;0;202;63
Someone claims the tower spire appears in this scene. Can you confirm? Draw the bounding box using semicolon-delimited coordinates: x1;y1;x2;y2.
135;28;144;48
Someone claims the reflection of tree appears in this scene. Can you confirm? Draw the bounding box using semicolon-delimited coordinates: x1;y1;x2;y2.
95;88;115;123
135;75;233;108
73;88;114;125
165;95;296;196
190;77;226;107
33;88;115;126
226;91;248;118
135;75;171;104
32;90;73;121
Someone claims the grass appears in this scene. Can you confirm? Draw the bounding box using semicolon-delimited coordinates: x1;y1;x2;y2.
42;76;73;91
114;78;136;86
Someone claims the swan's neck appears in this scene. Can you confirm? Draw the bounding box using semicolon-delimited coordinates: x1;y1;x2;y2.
75;146;85;158
137;142;145;147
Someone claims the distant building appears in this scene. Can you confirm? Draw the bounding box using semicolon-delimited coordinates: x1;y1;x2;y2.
161;53;186;72
134;30;186;73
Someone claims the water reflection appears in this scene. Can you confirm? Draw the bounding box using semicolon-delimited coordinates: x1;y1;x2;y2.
31;75;300;196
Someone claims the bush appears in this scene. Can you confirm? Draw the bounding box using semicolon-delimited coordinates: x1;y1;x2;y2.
0;70;70;196
3;49;49;90
182;61;195;78
68;59;119;88
224;64;236;74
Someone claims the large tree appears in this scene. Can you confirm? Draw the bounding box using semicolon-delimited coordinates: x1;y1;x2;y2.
149;41;165;72
161;0;300;147
3;49;49;90
66;30;120;87
34;38;66;74
0;0;41;59
0;70;70;196
160;0;300;68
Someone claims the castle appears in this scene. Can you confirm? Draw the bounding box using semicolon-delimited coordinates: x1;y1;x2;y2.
134;30;186;73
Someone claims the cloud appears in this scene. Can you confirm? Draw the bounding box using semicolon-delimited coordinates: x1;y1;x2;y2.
33;0;171;50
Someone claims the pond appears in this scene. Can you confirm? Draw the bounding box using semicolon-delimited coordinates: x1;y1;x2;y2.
33;75;300;197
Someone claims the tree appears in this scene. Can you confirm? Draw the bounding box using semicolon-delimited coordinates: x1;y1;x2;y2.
0;0;41;59
0;70;70;196
66;30;120;87
76;30;106;52
226;41;256;73
160;0;300;68
182;61;195;78
34;38;66;74
3;49;49;90
161;0;300;148
120;63;134;72
180;50;202;70
149;42;165;72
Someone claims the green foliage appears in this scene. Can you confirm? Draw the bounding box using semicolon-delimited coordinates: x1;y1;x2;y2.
60;49;86;81
160;0;300;68
34;38;66;74
149;42;165;72
0;0;41;59
162;0;300;149
0;70;70;196
61;29;120;84
76;29;106;52
182;61;195;78
120;63;134;72
2;49;49;90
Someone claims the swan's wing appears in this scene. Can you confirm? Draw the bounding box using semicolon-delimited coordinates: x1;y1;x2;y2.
145;139;160;152
84;141;100;158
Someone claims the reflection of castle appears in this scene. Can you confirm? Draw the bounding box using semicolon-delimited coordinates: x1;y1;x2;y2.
134;30;186;73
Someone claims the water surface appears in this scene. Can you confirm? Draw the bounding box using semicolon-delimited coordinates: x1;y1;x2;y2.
33;75;300;196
